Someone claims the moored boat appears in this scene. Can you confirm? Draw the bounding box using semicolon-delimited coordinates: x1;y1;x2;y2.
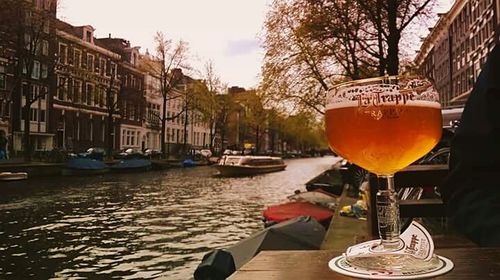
62;158;109;176
110;159;152;172
215;156;286;177
263;201;334;227
0;172;28;181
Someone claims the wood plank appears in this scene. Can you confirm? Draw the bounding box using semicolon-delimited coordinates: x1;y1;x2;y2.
229;248;500;279
393;164;449;188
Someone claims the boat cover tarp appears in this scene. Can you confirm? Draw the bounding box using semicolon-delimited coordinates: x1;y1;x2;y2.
194;216;325;280
111;159;152;169
263;201;334;224
66;158;107;170
182;159;196;167
287;189;338;207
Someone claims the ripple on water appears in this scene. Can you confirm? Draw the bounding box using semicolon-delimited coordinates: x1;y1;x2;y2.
0;157;338;279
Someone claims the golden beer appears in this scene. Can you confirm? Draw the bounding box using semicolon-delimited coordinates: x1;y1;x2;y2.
325;104;442;175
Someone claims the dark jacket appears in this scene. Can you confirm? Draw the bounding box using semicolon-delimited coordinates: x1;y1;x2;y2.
440;45;500;246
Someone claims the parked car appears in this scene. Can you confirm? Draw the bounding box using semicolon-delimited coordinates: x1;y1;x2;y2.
116;148;145;159
143;148;162;159
79;147;107;160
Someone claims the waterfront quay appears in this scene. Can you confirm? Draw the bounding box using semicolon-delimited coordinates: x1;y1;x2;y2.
0;156;338;279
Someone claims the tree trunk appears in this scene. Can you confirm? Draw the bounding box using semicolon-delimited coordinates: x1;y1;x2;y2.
386;0;400;75
255;125;260;154
183;108;188;156
209;118;214;150
107;112;114;160
23;100;31;162
161;95;167;158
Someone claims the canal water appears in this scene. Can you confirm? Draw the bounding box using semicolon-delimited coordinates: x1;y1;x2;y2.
0;156;338;279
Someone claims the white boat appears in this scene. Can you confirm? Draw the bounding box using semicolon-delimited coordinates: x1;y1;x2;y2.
0;172;28;181
215;156;287;177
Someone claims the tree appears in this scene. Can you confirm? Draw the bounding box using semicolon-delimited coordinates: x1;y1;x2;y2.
1;0;57;161
153;31;190;157
104;69;120;159
236;90;268;153
214;89;234;154
190;60;222;151
261;0;435;114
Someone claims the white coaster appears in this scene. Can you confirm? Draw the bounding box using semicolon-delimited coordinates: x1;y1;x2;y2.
328;255;454;279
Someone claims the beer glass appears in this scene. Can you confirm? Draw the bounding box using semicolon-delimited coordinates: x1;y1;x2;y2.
325;75;442;271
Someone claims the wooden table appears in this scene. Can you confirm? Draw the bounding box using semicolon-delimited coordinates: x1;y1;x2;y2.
229;248;500;279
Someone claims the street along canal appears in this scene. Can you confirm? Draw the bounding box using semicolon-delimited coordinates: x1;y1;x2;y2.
0;156;338;279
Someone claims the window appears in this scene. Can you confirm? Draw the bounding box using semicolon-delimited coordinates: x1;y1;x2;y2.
73;49;81;68
86;30;92;43
59;44;67;64
100;58;106;75
40;109;46;122
94;87;101;106
42;40;49;56
66;79;73;101
110;62;117;77
30;85;40;101
31;61;40;79
24;33;31;50
57;76;66;100
43;19;50;34
0;66;6;90
73;80;81;103
86;83;94;105
41;64;48;79
30;108;38;121
87;54;94;71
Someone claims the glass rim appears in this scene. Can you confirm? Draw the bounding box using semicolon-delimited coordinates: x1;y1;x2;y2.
330;74;427;91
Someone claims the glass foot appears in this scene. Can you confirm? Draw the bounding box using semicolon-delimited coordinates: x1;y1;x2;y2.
346;254;442;274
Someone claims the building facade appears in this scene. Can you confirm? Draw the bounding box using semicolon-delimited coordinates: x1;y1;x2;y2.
96;38;147;151
53;20;121;152
0;0;58;154
415;0;500;108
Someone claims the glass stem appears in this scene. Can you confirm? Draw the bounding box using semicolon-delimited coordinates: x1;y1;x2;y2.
376;175;400;249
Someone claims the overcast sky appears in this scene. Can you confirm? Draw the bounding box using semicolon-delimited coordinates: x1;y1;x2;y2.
58;0;454;89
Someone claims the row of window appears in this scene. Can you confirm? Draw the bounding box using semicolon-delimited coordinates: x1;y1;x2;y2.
164;127;207;146
22;60;49;80
122;102;143;121
58;43;117;77
56;76;117;108
24;34;49;56
20;107;46;122
122;129;140;147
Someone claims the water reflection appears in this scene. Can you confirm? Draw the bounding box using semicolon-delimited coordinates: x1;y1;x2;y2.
0;157;338;279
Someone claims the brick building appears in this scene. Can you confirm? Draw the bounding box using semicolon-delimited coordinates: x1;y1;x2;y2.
415;0;500;108
0;0;58;154
96;37;147;150
53;20;121;152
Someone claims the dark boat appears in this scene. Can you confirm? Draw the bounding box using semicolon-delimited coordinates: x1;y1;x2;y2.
194;216;325;280
62;158;109;176
305;168;345;196
215;156;286;177
110;159;152;172
182;159;196;168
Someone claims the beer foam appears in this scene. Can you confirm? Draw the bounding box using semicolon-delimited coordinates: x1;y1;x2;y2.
326;82;441;110
326;100;441;110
